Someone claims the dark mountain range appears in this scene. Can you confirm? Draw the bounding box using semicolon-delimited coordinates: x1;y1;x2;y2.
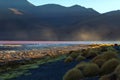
0;0;120;40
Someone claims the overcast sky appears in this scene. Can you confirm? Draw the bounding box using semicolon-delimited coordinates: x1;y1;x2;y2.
28;0;120;13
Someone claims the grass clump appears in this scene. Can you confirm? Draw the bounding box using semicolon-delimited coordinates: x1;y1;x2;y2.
76;55;86;62
86;49;99;59
75;62;88;70
92;58;106;67
102;51;118;61
76;62;100;77
70;52;79;59
63;68;84;80
99;75;110;80
114;65;120;79
81;49;89;57
64;56;73;63
82;63;100;77
92;55;106;67
81;48;100;59
115;64;120;75
99;73;117;80
101;58;120;75
92;50;118;67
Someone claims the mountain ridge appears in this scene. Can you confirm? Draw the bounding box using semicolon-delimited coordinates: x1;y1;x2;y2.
0;0;120;40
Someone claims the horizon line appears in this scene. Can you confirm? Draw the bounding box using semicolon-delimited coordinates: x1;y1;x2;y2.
30;3;120;14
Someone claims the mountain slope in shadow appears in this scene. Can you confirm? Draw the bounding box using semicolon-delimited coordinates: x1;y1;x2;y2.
0;0;119;40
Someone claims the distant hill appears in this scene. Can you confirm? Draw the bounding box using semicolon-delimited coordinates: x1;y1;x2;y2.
0;0;120;40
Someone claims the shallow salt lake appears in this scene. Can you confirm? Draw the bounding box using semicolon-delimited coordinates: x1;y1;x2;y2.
0;41;120;51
